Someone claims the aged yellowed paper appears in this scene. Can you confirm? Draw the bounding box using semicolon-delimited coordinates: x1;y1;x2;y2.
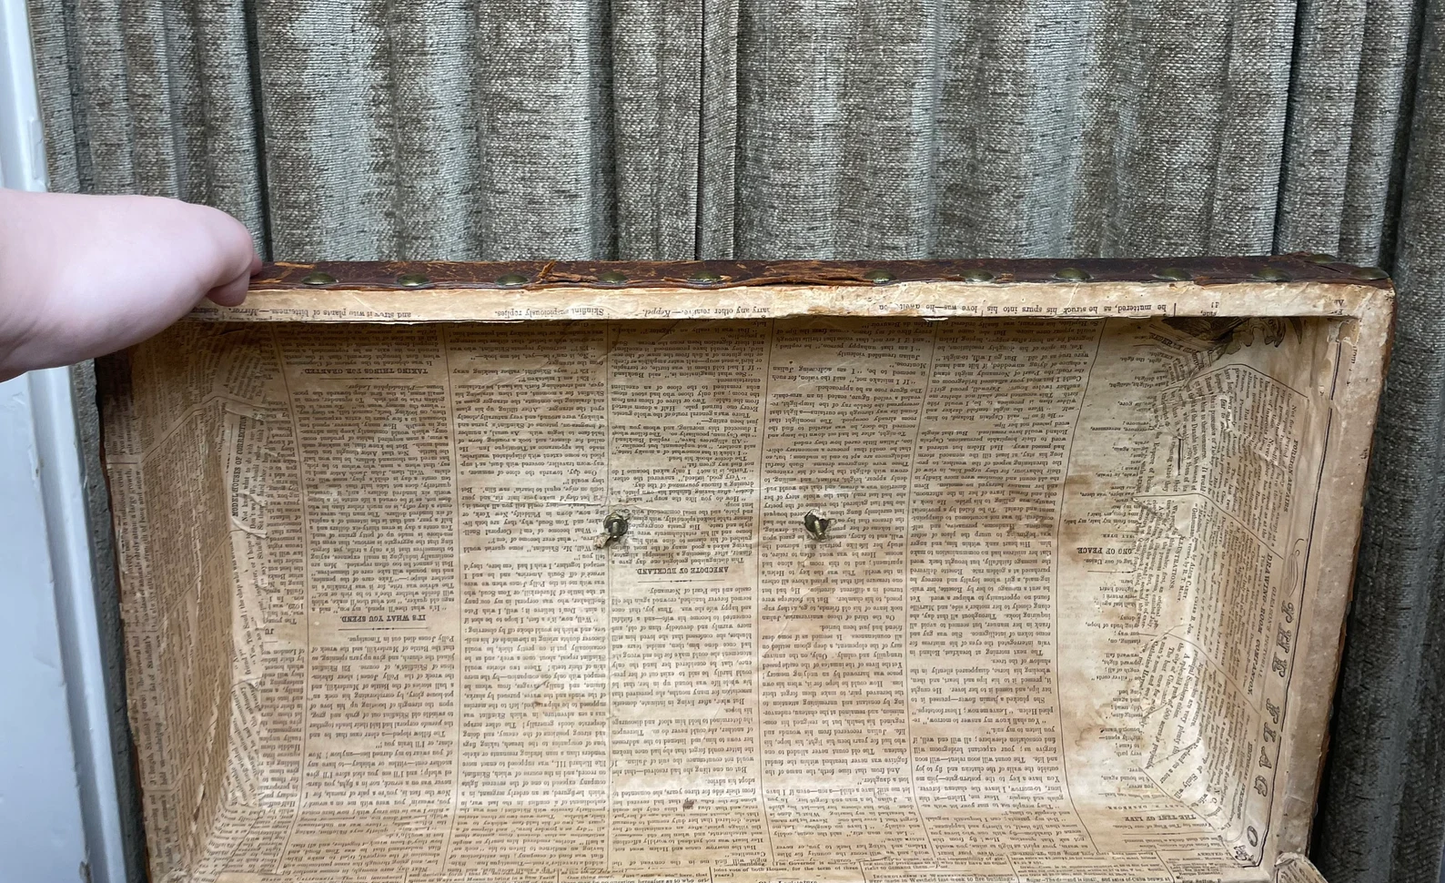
100;278;1390;883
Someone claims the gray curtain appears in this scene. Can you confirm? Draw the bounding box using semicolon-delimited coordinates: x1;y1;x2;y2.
28;1;1445;882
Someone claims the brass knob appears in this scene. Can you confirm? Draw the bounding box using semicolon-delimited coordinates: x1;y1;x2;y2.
601;511;630;547
802;510;831;541
1153;267;1192;282
1350;266;1389;280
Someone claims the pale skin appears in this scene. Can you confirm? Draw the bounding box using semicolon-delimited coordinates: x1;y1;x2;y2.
0;189;261;382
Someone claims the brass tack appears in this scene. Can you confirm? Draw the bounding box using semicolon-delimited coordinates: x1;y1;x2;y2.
803;510;831;541
1350;266;1389;280
961;269;994;283
602;511;630;546
1054;267;1090;282
1154;267;1192;282
396;273;430;288
689;270;723;285
1304;253;1337;264
863;269;895;284
1253;267;1291;282
301;271;336;286
598;270;628;285
497;273;529;287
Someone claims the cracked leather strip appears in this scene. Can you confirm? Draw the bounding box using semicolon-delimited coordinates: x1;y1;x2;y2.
252;256;1390;291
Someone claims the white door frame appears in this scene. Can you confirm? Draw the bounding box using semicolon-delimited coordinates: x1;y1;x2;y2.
0;0;128;880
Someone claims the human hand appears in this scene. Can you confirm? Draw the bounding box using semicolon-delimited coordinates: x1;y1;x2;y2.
0;189;261;381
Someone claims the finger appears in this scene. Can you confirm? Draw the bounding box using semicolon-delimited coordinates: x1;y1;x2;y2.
205;269;252;307
195;206;262;290
202;251;260;308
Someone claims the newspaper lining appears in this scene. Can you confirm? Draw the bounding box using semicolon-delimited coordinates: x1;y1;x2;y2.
100;281;1390;883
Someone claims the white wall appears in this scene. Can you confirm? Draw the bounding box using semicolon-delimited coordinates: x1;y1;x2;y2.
0;377;91;883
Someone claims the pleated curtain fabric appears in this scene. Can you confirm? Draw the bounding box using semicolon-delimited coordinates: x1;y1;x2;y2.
27;1;1445;881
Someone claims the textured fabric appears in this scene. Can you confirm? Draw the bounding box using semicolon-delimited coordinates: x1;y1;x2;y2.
257;0;617;259
734;0;1294;259
27;3;1445;882
29;0;266;238
1312;3;1445;882
1276;0;1419;263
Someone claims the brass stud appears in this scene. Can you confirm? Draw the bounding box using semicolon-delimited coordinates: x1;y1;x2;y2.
1350;266;1389;281
301;271;336;286
1304;253;1337;264
497;273;529;287
803;510;831;541
1054;267;1091;282
1154;267;1192;282
598;270;628;285
961;269;994;283
396;273;430;288
602;511;630;547
863;269;895;284
1253;267;1291;282
689;270;723;285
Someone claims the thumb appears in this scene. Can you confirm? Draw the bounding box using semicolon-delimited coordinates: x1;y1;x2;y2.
206;253;263;307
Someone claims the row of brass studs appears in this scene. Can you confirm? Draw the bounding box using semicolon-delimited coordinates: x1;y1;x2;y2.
1311;253;1390;278
299;270;727;288
857;261;1387;284
295;261;1389;290
1255;263;1388;282
831;264;1384;284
